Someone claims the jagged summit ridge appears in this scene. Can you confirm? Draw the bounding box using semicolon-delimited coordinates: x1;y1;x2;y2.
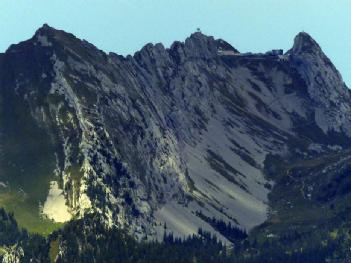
0;25;350;243
5;24;325;64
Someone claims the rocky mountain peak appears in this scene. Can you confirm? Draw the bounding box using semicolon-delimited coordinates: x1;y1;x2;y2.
34;23;55;36
32;24;101;55
288;31;349;103
183;32;220;58
291;31;322;55
5;24;71;53
32;23;72;48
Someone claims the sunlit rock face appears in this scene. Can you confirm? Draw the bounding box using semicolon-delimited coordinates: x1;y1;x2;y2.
0;24;351;242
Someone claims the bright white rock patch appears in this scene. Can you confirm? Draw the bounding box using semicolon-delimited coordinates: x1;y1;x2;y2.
42;181;72;223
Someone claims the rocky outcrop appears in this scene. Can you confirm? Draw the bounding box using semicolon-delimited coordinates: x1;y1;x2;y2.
288;32;351;137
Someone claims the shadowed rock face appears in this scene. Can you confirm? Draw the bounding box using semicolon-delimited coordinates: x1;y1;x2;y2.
0;24;351;242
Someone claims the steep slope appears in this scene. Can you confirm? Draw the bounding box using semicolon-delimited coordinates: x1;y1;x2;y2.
0;25;350;242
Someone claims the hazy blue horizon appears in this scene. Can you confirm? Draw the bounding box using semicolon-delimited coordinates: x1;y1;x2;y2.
1;0;350;86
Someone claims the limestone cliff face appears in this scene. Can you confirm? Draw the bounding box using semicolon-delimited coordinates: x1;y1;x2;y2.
0;25;350;242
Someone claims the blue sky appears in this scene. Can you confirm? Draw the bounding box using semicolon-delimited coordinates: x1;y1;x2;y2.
1;0;351;85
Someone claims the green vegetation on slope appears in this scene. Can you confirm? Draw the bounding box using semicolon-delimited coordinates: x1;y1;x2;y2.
0;190;63;235
0;83;65;235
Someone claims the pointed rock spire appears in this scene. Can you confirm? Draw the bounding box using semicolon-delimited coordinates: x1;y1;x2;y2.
291;32;322;55
288;31;349;108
